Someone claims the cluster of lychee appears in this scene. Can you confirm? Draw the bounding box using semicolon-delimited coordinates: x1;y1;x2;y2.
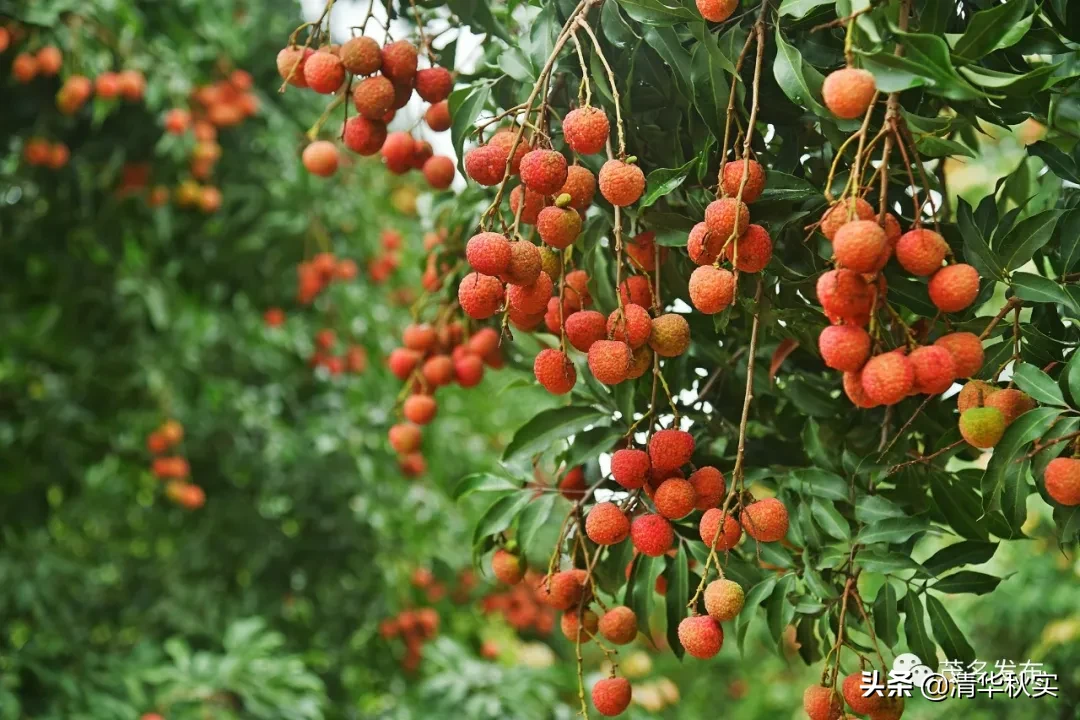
296;250;359;304
954;379;1036;450
147;419;205;510
280;35;455;189
163;69;259;179
803;674;905;720
480;565;557;635
368;228;405;285
309;327;368;377
387;323;504;477
686;158;773;315
377;606;440;673
5;37;148;111
21;138;70;170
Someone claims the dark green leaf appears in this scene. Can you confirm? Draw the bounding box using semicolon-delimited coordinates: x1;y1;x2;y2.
773;29;831;118
922;541;998;576
641;158;697;209
601;0;641;49
998;210;1061;271
810;498;850;541
957;198;1004;281
1011;363;1067;407
859;31;985;100
788;468;850;502
564;426;624;469
982;407;1062;513
516;493;557;553
913;135;975;159
925;595;976;665
690;23;733;138
502;405;609;461
1012;273;1080;314
950;0;1031;63
736;575;778;654
901;592;938;670
473;493;533;547
644;27;693;102
1028;141;1080;185
855;495;906;524
932;570;1003;595
665;544;691;659
453;473;518;500
929;471;989;541
766;573;796;644
778;0;834;19
616;0;698;26
855;516;929;545
874;581;899;648
449;84;491;174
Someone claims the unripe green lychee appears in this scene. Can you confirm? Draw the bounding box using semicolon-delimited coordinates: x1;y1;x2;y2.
565;310;607;352
539;246;563;279
688;222;722;265
466;232;512;276
689;466;725;510
536;205;582;249
699;509;742;550
520;149;568;195
563;106;610;156
705;197;750;242
592;677;632;717
649;429;694;472
720;159;766;202
458;272;504;319
599;159;645;206
803;684;845;720
607;304;652;348
929;263;980;313
984;388;1035;425
704;579;744;622
818;325;871;372
648;313;691;357
959;407;1006;448
834;220;887;273
934;331;984;378
1045;457;1080;506
630;513;674;556
740;498;789;543
491;548;525;584
586;501;630;545
678;615;723;659
860;352;914;405
560;165;597;210
588;340;632;385
598;606;638;645
611;448;650;489
822;67;877;120
500;241;543;286
896;228;947;276
909;345;956;395
654;478;697;519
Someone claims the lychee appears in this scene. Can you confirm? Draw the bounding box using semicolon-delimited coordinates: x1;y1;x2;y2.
458;272;504;319
649;429;694;472
689;466;725;510
704;579;744;622
607;304;652;348
697;0;738;23
303;50;346;93
491;548;524;584
592;677;632;717
536;570;586;610
984;388;1035;425
598;606;638;645
403;394;437;425
534;348;576;394
563;106;610;155
820;197;874;241
895;228;947;276
803;684;844;720
510;185;546;224
500;241;543;285
489;129;530;175
537;204;582;249
861;352;914;405
834;220;887;273
422;355;454;386
520;149;569;195
340;36;381;75
619;275;653;308
822;67;877;120
654;478;697;519
302;141;339;177
466;232;512;276
425;100;451;131
817;269;873;325
507;271;554;314
381;40;418;85
381;131;416;173
929;263;979;313
630;513;674;556
648;313;690;357
561;609;599;641
908;345;956;395
957;379;997;412
277;46;313;87
818;325;871;372
352;75;395;118
721;159;766;202
843;369;879;408
934;332;983;377
566;311;608;352
843;673;884;715
725;224;772;272
559;466;587;500
389;422;422;454
388;348;421;379
415;66;453;102
560;165;597;210
588;340;632;385
678;615;723;659
688;222;722;265
586;502;630;545
1045;457;1080;506
705;197;750;242
599;159;645;207
699;508;742;550
423;155;455;189
611;448;650;489
959;407;1006;448
464;144;508;186
739;498;789;543
343;116;387;155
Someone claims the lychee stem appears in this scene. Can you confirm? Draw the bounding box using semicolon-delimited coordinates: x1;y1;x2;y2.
570;30;591;107
575;17;624;158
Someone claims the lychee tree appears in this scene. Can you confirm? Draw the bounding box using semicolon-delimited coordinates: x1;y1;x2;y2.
352;0;1080;715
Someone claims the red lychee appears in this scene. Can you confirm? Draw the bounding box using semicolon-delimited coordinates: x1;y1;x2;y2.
415;66;453;102
491;548;525;584
822;67;877;120
563;106;610;155
816;269;873;326
654;478;697;519
566;310;608;352
611;448;650;489
818;325;871;372
598;159;645;207
648;313;690;357
699;508;742;550
464;144;508;186
352;75;395;118
704;579;744;622
467;233;512;276
861;352;914;405
489;129;530;175
500;241;543;286
678;615;723;659
340;36;381;75
725;224;772;273
984;388;1035;425
843;672;884;715
381;40;418;85
537;205;582;249
649;429;694;472
588;340;632;385
592;677;632;717
425;100;451;131
803;684;844;720
520;149;569;195
607;304;652;348
510;185;546;225
403;395;437;425
507;271;554;314
630;513;674;556
688;222;723;265
739;498;789;543
834;220;887;273
277;46;314;87
720;159;766;202
908;345;956;395
820;197;874;241
598;606;638;645
619;275;653;308
302;141;339;177
423;155;455;189
561;609;599;641
843;368;879;408
697;0;738;22
626;231;667;272
895;228;947;276
586;502;630;545
534;348;577;394
929;263;979;313
689;466;725;510
381;131;416;173
705;197;750;242
560;165;597;210
389;422;422;454
458;272;504;319
1045;457;1080;506
388;348;421;379
343;116;387;155
536;570;586;610
303;50;345;93
934;332;983;378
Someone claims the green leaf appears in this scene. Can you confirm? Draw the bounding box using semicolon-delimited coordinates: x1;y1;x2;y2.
998;210;1061;270
914;135;975;159
1011;363;1067;407
932;570;1003;595
473;493;533;547
1065;348;1080;408
874;581;899;648
502;406;609;462
736;575;778;654
644;27;693;102
756;172;820;204
625;553;655;639
1028;141;1080;185
858;31;986;100
516;493;556;554
640;158;697;209
773;29;831;118
498;48;535;82
981;407;1062;513
855;516;929;545
901;592;938;670
601;0;641;49
1056;207;1080;272
788;468;850;502
449;84;491;174
857;549;930;577
810;498;850;541
957;198;1005;281
959;64;1060;97
1012;273;1080;314
447;0;510;41
929;471;989;541
453;473;518;501
690;23;733;139
615;0;698;26
665;544;691;659
766;574;796;646
922;541;998;576
564;426;623;469
778;0;833;19
855;495;906;524
925;595;976;665
950;0;1032;63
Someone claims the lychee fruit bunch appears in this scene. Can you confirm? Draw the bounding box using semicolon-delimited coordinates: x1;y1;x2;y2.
563;106;610;155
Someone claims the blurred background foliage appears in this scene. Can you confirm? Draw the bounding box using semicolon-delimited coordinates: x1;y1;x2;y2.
0;0;1078;719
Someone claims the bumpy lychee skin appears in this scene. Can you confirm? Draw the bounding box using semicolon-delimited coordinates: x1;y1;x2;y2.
843;673;884;715
491;548;525;584
612;448;651;489
678;615;723;659
587;502;631;545
425;101;451;131
608;304;652;348
699;509;742;550
599;606;638;645
500;241;543;286
688;222;722;265
537;205;582;249
984;388;1035;426
564;311;606;352
820;197;875;241
619;275;653;308
352;75;395;118
725;224;773;272
720;159;766;202
929;263;980;313
908;345;956;395
689;466;725;510
458;272;505;319
871;696;905;720
520;149;569;195
381;40;418;84
697;0;738;22
740;498;789;543
934;331;984;378
508;271;554;315
843;369;879;408
649;429;695;473
959;407;1006;448
822;67;877;120
389;422;422;454
415;66;453;102
588;340;633;385
340;36;382;75
592;677;632;717
630;513;674;556
818;325;871;372
649;313;691;357
565;269;592;308
510;185;546;225
654;478;697;519
563;106;610;156
560;165;597;210
489;129;530;175
536;570;585;610
343;116;387;155
704;579;745;622
464;144;507;186
861;352;915;405
303;50;346;93
277;46;314;87
804;684;845;720
689;266;735;315
534;349;576;394
599;160;646;207
896;228;947;276
705;197;750;242
817;269;873;326
957;380;997;413
561;609;599;641
302;141;339;177
834;220;887;273
467;232;512;275
626;231;667;272
1045;457;1080;506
